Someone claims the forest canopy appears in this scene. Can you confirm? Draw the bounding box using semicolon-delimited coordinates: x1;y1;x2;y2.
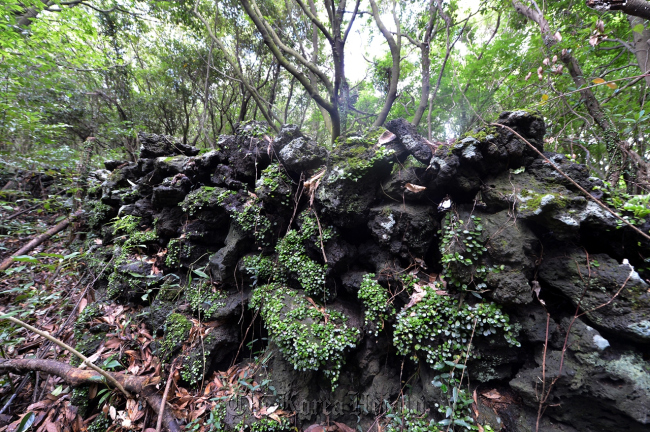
3;0;650;189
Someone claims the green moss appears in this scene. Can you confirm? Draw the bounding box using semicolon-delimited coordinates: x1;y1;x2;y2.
85;201;112;229
179;186;231;216
71;386;90;416
250;284;359;388
232;200;272;246
71;333;104;367
74;303;102;338
461;125;497;142
165;238;193;268
329;129;396;182
518;190;569;213
160;313;192;361
248;418;293;431
255;163;292;207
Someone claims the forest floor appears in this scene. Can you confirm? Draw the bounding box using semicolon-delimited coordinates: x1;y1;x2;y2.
0;166;286;432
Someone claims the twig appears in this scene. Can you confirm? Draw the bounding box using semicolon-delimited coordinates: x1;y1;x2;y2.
490;123;650;242
156;362;177;432
0;315;131;398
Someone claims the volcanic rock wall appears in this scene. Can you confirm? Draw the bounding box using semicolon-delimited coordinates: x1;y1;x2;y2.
82;112;650;432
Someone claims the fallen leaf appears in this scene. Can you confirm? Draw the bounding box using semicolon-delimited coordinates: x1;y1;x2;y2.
304;425;326;432
405;183;426;193
378;130;396;145
531;280;545;306
78;298;87;315
334;422;355;432
482;389;502;400
405;285;427;309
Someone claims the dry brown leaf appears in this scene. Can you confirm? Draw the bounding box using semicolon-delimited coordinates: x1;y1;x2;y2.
78;298;87;315
405;183;426;193
45;421;59;432
482;389;502;400
334;422;355;432
378;130;397;145
404;285;426;309
304;425;326;432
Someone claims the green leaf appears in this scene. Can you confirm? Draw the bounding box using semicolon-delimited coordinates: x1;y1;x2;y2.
633;23;645;34
104;359;122;369
12;255;39;263
193;269;209;279
51;385;63;396
16;412;35;432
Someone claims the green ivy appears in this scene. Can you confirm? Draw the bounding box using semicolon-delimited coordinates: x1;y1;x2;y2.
358;273;395;335
250;284;358;388
393;283;519;368
440;213;500;293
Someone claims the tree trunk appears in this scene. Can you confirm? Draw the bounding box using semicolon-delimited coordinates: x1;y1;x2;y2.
370;0;401;127
628;16;650;88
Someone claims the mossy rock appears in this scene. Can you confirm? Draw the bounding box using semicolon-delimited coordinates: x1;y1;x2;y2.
250;284;361;388
159;313;193;361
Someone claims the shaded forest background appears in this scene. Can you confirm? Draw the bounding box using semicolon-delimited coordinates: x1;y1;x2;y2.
4;0;650;191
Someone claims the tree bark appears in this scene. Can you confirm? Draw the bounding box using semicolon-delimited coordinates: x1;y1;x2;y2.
411;0;438;127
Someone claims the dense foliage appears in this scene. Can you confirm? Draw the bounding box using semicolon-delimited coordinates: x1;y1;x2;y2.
3;0;650;192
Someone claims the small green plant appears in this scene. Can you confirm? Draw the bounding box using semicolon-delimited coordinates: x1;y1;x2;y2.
431;362;476;430
250;284;358;388
160;313;192;361
393;282;519;368
383;403;440;432
255;164;292;207
242;254;276;285
358;273;395;335
440;213;500;294
185;278;226;318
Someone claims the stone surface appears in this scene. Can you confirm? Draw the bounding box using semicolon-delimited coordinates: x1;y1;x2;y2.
138;131;199;158
82;112;650;432
278;136;327;172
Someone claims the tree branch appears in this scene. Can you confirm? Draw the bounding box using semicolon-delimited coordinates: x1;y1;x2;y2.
0;358;180;432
